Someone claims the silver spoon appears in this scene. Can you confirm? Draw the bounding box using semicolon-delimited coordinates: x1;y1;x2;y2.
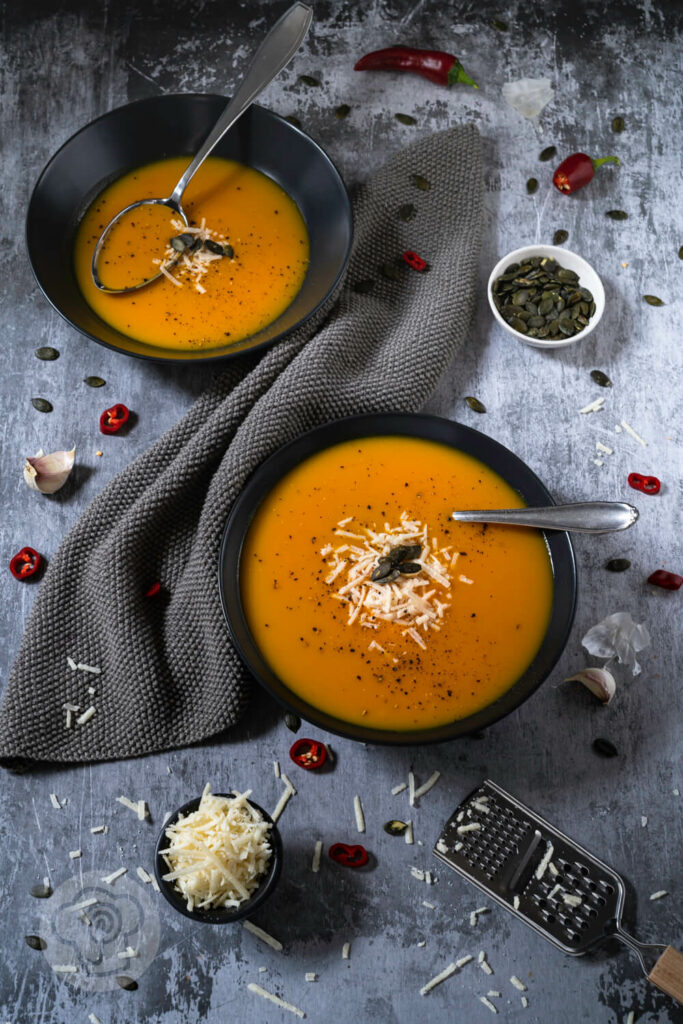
91;2;312;294
451;501;639;534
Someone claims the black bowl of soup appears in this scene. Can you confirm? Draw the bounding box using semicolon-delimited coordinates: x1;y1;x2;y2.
219;413;578;745
26;94;353;362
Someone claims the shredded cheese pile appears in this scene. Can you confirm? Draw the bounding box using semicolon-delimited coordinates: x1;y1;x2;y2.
153;218;233;293
322;513;457;650
160;785;272;911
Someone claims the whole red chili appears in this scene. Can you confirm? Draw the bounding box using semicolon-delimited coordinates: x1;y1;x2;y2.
354;47;477;89
402;250;427;272
328;843;369;868
647;569;682;591
628;472;660;495
289;738;327;770
99;403;130;435
552;153;620;195
144;582;162;598
9;546;43;581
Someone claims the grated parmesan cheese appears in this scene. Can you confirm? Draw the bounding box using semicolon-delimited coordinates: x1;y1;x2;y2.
69;898;98;913
563;894;582;907
455;955;473;968
50;794;62;810
579;396;605;414
247;982;304;1018
513;895;520;910
354;795;365;833
305;972;317;982
392;782;407;795
621;419;647;446
272;780;295;824
91;825;108;835
649;890;667;901
457;823;481;834
69;850;81;860
435;838;448;854
53;964;78;974
242;920;283;951
413;771;441;801
480;995;498;1013
342;941;351;959
117;796;143;816
522;996;529;1008
101;868;127;885
67;656;77;671
420;961;457;996
535;842;554;880
117;946;138;959
480;960;493;975
312;840;322;873
89;1015;102;1024
76;706;96;726
510;975;527;991
404;820;414;845
422;900;435;909
136;866;152;884
273;761;280;779
77;663;101;675
411;867;425;881
487;991;501;998
641;816;648;828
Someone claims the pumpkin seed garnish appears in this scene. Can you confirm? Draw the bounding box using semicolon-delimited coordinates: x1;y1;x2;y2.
352;279;375;294
590;369;612;387
605;558;631;572
606;210;628;220
84;376;106;388
334;103;351;119
553;229;569;245
593;737;618;758
35;346;59;361
223;243;235;259
31;398;52;414
411;174;431;192
526;177;538;195
398;203;417;222
285;712;301;733
298;74;320;87
383;820;409;836
380;262;402;282
465;396;486;413
643;294;664;306
491;255;595;340
203;239;224;256
170;233;195;253
30;883;52;899
539;145;557;162
115;976;138;991
490;17;508;30
284;114;301;128
679;245;683;260
612;116;625;132
395;113;417;126
25;935;47;951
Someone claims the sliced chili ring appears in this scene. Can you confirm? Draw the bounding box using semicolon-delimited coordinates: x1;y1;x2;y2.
99;403;130;435
627;472;660;495
402;250;428;272
647;569;682;591
9;546;43;581
144;581;162;598
289;738;327;770
328;842;369;868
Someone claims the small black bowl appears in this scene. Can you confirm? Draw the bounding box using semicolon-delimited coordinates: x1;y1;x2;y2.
219;413;577;745
154;794;282;924
26;93;353;363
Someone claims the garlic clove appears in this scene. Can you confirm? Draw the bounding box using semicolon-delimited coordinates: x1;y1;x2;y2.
565;667;616;705
24;447;76;494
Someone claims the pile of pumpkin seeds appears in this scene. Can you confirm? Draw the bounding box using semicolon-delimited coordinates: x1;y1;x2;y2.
491;255;596;340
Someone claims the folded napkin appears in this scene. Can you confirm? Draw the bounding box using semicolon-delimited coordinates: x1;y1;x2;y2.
0;125;483;767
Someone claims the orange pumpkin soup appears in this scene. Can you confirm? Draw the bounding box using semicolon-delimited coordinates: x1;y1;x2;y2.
241;437;554;731
74;156;309;351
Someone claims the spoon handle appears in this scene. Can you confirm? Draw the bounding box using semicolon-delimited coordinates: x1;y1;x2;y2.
169;2;313;206
450;501;639;534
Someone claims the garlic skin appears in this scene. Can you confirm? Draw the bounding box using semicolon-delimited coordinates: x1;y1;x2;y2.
24;447;76;494
565;668;616;705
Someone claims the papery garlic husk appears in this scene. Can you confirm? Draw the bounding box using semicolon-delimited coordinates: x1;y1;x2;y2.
24;447;76;494
565;668;616;705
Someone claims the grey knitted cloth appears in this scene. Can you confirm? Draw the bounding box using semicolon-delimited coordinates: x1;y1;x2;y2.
0;125;482;767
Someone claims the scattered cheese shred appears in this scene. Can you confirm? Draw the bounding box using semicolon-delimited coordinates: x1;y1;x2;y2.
420;961;457;996
77;663;101;675
480;995;498;1014
457;823;481;835
53;965;78;974
535;842;554;880
353;795;365;833
76;706;96;726
117;796;143;816
304;972;317;982
69;850;82;860
422;900;435;909
621;419;647;447
455;955;473;968
247;982;304;1018
404;820;414;845
50;794;62;810
579;396;605;414
649;890;667;901
480;960;493;975
641;816;648;828
596;442;613;455
563;894;582;907
243;920;283;952
392;783;407;795
513;895;520;910
342;941;351;960
91;825;108;835
487;990;501;998
411;867;425;881
101;868;127;885
69;898;98;913
272;780;295;824
409;771;416;806
273;761;280;779
413;771;441;801
136;867;152;884
137;800;147;821
117;946;138;959
522;996;529;1008
510;975;527;991
435;838;448;854
89;1014;102;1024
67;656;77;671
312;840;322;873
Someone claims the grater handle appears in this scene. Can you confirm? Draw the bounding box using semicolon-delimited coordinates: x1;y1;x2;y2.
648;946;683;1004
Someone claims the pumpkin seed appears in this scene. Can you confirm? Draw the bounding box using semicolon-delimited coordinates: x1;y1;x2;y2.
375;568;401;585
284;115;301;128
492;256;595;337
84;376;106;388
411;173;431;191
388;544;421;565
490;17;508;30
371;558;395;582
170;233;194;252
115;976;138;991
539;145;557;161
204;239;224;255
606;210;628;220
380;262;401;282
398;561;422;575
25;935;47;951
593;737;618;758
679;245;683;260
605;558;631;572
556;268;579;283
284;712;301;733
590;369;612;387
384;820;409;836
31;398;52;413
509;316;528;333
553;229;569;245
538;298;554;316
526;177;539;194
528;315;546;328
512;289;529;305
558;320;576;336
395;113;417;126
352;279;375;294
643;294;664;306
398;203;417;223
223;244;235;259
30;884;52;899
334;104;351;119
612;116;625;132
35;346;59;361
298;74;320;87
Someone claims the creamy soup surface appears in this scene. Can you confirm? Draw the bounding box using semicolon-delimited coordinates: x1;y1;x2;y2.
241;437;555;731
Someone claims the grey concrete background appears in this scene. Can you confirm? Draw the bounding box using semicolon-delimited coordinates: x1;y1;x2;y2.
1;0;681;1022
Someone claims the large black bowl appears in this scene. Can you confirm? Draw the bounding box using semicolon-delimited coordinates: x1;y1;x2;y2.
26;94;352;363
219;414;577;745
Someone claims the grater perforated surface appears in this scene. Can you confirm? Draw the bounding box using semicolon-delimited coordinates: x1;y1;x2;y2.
433;780;625;955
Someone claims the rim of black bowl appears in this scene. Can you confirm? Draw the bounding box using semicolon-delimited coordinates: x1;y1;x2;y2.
25;93;353;364
218;413;577;746
154;794;283;924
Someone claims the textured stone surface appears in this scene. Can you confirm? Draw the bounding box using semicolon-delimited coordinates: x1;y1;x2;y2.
0;1;680;1023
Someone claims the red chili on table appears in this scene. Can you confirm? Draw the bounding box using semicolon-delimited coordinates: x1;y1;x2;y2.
99;403;130;435
354;46;478;89
552;152;620;195
647;569;682;591
289;738;327;770
628;472;660;495
402;250;427;272
9;546;43;581
328;843;369;868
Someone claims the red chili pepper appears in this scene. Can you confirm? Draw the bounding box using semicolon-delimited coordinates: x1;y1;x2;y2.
99;403;130;435
647;569;682;591
9;546;43;581
552;152;620;194
628;472;660;495
328;843;369;868
354;46;477;89
289;738;327;770
402;250;427;272
144;582;162;598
